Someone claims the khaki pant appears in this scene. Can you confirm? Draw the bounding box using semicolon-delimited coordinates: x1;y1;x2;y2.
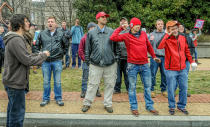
83;62;117;107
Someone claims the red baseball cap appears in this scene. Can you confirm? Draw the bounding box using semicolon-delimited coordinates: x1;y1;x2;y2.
130;17;141;28
96;12;110;20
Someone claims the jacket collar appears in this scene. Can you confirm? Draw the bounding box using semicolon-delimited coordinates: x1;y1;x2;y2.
129;30;141;38
47;28;58;36
96;25;108;34
154;29;165;33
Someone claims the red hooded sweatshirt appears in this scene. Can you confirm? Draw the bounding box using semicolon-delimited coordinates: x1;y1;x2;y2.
110;27;156;65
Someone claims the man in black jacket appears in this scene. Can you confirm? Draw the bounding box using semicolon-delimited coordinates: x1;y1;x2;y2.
34;16;68;107
60;21;70;69
82;12;117;113
114;17;129;94
3;14;49;127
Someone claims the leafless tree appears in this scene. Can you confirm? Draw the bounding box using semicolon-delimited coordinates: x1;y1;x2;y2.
46;0;74;28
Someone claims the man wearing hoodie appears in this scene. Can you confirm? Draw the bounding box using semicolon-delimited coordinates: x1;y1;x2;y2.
3;14;50;127
110;17;160;116
149;19;167;98
157;21;197;115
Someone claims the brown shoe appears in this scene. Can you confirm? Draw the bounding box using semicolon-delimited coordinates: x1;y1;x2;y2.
151;91;156;98
131;110;139;117
148;109;159;115
162;91;168;98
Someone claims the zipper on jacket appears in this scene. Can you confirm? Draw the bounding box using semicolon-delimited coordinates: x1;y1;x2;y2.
177;40;181;70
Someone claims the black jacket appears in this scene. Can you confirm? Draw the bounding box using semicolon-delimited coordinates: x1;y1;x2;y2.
85;26;117;67
179;32;195;58
33;28;68;62
116;28;129;60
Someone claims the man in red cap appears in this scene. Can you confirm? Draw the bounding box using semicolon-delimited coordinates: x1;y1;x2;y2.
82;12;117;113
110;17;160;116
157;20;197;115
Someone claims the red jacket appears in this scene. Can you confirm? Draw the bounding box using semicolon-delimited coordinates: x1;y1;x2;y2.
110;27;156;65
78;34;87;61
158;34;193;71
193;40;198;47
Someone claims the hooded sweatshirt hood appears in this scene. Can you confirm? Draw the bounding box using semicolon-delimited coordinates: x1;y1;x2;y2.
3;31;24;46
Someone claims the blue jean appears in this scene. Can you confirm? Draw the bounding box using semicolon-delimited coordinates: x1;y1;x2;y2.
175;61;190;90
127;63;154;111
115;59;129;92
194;47;198;60
165;69;188;109
72;44;81;68
5;86;25;127
65;48;70;67
42;60;63;101
150;56;167;92
81;62;89;92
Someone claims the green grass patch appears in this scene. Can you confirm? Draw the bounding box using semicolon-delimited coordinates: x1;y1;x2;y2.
198;34;210;42
0;68;210;94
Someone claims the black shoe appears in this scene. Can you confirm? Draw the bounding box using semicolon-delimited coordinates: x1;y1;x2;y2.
82;105;90;112
56;100;64;106
169;108;175;115
178;108;189;115
104;106;113;113
96;90;102;97
40;100;50;107
80;91;86;98
187;93;191;97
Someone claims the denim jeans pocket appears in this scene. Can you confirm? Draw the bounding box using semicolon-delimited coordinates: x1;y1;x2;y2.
126;63;135;74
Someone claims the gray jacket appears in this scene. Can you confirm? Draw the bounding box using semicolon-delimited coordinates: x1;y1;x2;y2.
3;32;47;89
85;26;116;67
149;30;165;56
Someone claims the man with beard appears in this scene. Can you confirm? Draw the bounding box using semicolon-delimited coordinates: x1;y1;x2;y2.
3;14;50;127
34;16;68;107
82;12;117;113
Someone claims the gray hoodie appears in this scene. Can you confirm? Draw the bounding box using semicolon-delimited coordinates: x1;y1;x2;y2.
3;32;47;89
149;30;165;56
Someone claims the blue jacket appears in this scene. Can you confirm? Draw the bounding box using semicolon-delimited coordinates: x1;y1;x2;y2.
0;36;4;50
70;26;84;44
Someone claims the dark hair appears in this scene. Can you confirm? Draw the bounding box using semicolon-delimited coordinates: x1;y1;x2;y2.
10;14;30;32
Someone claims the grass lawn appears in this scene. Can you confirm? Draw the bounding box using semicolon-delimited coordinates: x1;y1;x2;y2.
0;68;210;94
198;34;210;42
